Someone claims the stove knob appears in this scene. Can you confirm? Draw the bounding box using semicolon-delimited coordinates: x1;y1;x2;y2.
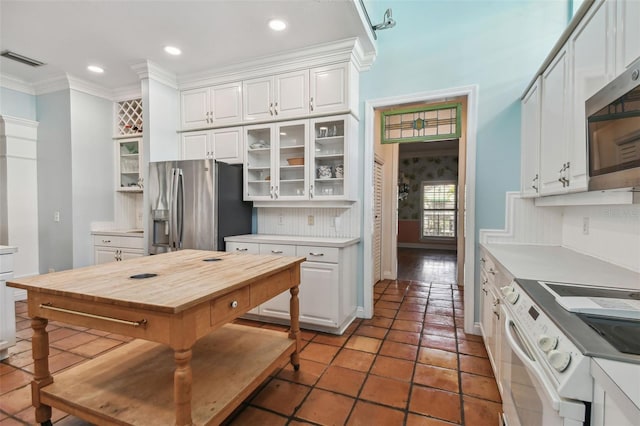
500;285;514;297
537;335;558;352
505;290;520;305
548;349;571;372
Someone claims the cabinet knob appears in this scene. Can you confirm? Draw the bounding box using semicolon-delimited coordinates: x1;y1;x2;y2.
230;300;238;309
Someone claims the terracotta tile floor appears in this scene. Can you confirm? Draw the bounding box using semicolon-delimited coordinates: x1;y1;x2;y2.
0;249;502;425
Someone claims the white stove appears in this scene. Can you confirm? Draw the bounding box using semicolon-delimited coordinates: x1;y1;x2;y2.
498;278;640;426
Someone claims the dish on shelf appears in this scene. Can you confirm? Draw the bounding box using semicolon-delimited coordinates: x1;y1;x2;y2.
287;157;304;166
250;141;269;149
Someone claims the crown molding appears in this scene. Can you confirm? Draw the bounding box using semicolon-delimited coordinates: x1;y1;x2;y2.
111;84;142;102
32;75;69;95
178;37;375;90
0;73;36;95
67;74;113;100
131;60;178;89
0;114;39;128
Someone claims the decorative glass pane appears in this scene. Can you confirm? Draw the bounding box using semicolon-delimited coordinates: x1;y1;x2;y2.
423;211;456;237
382;103;461;144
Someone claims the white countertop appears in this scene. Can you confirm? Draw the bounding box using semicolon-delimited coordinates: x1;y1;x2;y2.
91;229;144;238
482;244;640;290
225;234;360;248
0;245;17;255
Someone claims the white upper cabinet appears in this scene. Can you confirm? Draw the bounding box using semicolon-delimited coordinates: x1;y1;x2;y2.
180;82;242;130
275;70;310;118
243;70;309;121
530;0;622;197
616;0;640;73
310;64;350;116
181;127;244;164
520;77;541;198
568;0;614;193
539;45;570;196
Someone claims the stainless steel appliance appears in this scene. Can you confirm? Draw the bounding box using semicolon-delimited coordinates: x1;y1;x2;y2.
147;159;252;254
499;279;640;426
586;57;640;191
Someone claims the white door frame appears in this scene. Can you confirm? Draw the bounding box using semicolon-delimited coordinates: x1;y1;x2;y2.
362;85;479;334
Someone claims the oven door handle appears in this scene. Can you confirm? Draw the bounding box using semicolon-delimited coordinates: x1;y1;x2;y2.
503;310;562;411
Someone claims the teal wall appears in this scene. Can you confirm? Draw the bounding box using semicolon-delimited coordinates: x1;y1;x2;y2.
0;87;36;120
360;0;569;317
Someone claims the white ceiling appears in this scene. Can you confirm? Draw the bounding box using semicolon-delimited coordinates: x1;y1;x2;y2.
0;0;376;91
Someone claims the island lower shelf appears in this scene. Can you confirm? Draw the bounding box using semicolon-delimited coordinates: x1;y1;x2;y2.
40;324;295;425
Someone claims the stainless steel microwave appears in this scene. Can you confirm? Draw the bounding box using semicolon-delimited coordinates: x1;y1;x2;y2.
586;57;640;191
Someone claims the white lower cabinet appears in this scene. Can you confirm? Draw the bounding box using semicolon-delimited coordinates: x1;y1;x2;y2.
93;234;144;265
226;236;357;334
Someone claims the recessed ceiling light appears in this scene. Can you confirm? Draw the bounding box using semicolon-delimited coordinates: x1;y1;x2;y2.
268;19;286;31
164;46;182;56
87;65;104;74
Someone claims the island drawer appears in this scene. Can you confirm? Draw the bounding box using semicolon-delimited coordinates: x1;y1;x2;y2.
211;287;251;325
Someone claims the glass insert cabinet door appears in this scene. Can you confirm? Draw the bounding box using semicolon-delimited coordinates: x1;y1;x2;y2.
310;117;346;199
245;125;274;200
118;138;142;192
277;121;307;199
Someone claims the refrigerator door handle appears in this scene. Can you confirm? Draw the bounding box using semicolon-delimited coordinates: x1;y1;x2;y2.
170;168;179;249
176;169;185;249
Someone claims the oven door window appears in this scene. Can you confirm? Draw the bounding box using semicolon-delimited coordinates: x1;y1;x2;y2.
501;308;584;426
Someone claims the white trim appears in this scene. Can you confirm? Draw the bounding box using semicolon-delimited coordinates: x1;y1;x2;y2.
112;84;142;102
67;75;113;100
355;306;366;318
363;85;478;334
131;61;178;89
13;289;27;302
178;38;375;90
33;75;69;95
0;115;39;129
479;191;520;245
0;73;36;95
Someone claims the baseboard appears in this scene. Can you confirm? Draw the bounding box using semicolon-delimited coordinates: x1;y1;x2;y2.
398;242;456;251
471;321;483;336
356;306;371;319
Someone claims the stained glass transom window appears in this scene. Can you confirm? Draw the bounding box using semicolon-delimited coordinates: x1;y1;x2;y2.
382;103;461;144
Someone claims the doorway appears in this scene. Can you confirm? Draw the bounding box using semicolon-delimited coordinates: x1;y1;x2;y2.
363;86;478;334
397;139;460;284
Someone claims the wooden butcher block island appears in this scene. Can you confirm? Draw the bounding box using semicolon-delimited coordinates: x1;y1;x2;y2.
7;250;305;426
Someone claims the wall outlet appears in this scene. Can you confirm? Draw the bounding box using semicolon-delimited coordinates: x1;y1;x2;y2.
582;217;589;235
307;215;314;226
53;211;60;222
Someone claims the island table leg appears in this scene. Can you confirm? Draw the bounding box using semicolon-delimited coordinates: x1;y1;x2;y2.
288;285;301;371
174;348;194;426
31;317;53;425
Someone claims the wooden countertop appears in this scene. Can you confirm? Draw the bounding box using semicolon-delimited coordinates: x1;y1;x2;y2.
8;250;305;314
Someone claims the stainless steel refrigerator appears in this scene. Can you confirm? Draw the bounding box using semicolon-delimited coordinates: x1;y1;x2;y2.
147;159;252;254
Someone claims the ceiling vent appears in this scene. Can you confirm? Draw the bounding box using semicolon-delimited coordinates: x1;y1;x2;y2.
1;50;45;67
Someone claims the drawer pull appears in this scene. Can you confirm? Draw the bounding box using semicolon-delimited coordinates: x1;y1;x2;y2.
309;252;324;256
236;248;249;252
102;239;111;243
40;303;147;328
271;250;283;254
488;268;496;275
230;300;238;309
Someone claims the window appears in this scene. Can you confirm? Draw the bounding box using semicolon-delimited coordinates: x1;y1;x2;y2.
421;181;457;238
381;103;461;144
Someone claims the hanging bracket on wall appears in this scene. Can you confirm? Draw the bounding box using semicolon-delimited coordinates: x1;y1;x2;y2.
372;8;396;32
